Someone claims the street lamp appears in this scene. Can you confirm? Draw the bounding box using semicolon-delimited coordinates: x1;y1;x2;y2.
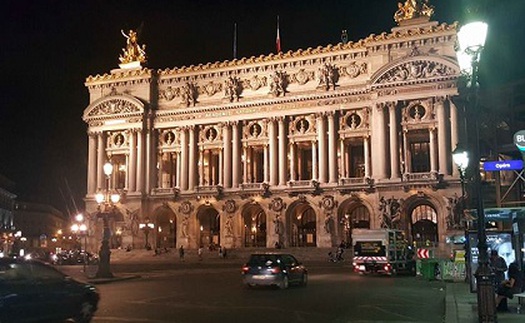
71;214;88;273
94;162;121;278
456;20;495;321
139;218;155;250
452;146;469;211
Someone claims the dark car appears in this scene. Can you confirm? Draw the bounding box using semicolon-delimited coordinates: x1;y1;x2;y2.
0;257;99;322
241;253;308;289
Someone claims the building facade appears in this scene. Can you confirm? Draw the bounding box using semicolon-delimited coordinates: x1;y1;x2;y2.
0;175;16;255
83;3;466;254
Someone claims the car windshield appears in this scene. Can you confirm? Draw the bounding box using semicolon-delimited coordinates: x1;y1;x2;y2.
248;255;282;266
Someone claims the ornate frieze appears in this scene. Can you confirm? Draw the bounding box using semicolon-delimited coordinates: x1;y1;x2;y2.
317;63;339;91
269;71;287;97
224;76;242;102
376;59;455;84
85;98;142;117
180;82;198;107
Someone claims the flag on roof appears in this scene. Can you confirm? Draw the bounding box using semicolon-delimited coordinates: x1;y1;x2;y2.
276;16;281;53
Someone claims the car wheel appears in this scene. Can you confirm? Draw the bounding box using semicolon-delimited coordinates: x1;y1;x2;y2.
301;273;308;287
74;300;96;323
279;276;289;289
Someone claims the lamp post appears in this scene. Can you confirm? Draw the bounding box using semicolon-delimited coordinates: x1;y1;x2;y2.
71;213;88;273
94;162;121;279
452;147;469;213
139;218;155;250
457;21;495;322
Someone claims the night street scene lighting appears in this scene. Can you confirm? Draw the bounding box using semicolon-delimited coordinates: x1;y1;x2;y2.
139;218;155;250
456;19;495;322
94;162;121;279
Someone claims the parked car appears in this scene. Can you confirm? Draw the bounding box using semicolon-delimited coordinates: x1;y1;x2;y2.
241;253;308;289
52;250;99;265
0;257;99;322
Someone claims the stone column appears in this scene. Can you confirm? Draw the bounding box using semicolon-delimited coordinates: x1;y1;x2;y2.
269;119;278;186
289;142;296;181
218;149;223;185
430;128;437;173
158;152;164;188
125;153;130;190
199;149;204;186
129;130;137;192
232;122;241;188
403;130;409;175
278;117;287;186
180;128;188;191
339;138;346;178
263;144;269;183
136;130;145;192
450;98;460;177
327;112;337;183
317;113;327;183
223;123;232;188
87;132;97;195
371;103;387;179
243;145;248;184
389;103;400;179
312;141;318;181
96;132;106;190
176;151;181;188
188;127;196;191
436;97;448;175
145;128;153;193
364;136;370;178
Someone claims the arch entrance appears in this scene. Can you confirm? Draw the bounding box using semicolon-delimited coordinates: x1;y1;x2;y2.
288;202;317;247
152;205;176;249
410;204;438;247
242;204;267;247
338;204;370;246
197;207;220;248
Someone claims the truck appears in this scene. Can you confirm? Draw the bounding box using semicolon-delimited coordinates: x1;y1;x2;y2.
352;229;416;275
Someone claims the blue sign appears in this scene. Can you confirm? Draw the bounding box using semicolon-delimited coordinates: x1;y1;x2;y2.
483;160;523;172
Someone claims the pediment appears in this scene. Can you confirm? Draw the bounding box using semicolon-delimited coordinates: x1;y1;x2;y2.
371;55;460;86
83;94;144;121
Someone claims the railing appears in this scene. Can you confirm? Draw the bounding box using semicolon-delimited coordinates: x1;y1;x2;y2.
340;177;366;185
404;172;438;181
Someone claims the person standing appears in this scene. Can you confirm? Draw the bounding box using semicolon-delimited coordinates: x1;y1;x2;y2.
179;245;185;262
490;249;508;287
198;246;203;261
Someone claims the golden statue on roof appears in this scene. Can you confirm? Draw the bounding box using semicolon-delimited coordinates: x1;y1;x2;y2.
394;0;434;25
119;29;147;68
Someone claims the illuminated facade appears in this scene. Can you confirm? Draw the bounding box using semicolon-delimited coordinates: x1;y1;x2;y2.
83;3;465;253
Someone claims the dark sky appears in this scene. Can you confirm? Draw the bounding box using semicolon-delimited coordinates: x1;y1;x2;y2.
0;0;523;218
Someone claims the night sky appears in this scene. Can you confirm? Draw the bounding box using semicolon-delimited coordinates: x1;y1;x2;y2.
1;0;523;218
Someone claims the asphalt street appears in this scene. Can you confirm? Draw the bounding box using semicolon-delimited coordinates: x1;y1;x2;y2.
77;261;447;323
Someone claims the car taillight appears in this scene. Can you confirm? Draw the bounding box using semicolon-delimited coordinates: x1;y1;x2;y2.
241;265;250;273
270;266;281;274
384;264;391;272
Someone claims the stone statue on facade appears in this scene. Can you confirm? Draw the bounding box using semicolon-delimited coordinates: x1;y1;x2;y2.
180;82;198;107
224;215;234;237
119;29;147;65
318;63;338;91
269;71;286;96
181;216;189;238
394;0;434;24
224;76;241;102
379;196;403;229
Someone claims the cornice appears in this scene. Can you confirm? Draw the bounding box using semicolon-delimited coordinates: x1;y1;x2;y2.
85;22;457;84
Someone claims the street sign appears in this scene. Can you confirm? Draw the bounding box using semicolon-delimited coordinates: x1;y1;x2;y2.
514;130;525;151
417;248;430;259
483;160;523;172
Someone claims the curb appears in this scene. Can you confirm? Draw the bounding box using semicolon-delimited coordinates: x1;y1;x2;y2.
86;274;142;285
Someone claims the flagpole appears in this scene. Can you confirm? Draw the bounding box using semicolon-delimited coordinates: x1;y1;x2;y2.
276;15;281;53
233;22;237;59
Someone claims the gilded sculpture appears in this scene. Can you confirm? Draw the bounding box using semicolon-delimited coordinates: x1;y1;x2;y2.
119;29;147;66
394;0;434;24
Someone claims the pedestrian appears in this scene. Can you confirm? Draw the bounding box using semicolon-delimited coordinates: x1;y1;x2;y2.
496;262;523;312
179;245;185;262
223;246;227;259
490;249;508;287
218;245;223;258
198;246;203;261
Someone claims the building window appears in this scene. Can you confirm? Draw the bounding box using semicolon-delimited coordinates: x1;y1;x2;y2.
410;141;430;173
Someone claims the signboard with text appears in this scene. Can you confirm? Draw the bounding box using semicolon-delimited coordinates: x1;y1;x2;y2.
483;160;523;172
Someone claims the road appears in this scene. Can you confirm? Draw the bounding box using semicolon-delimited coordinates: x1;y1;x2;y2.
81;261;446;323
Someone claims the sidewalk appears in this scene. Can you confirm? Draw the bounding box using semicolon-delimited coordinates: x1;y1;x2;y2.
445;281;524;322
